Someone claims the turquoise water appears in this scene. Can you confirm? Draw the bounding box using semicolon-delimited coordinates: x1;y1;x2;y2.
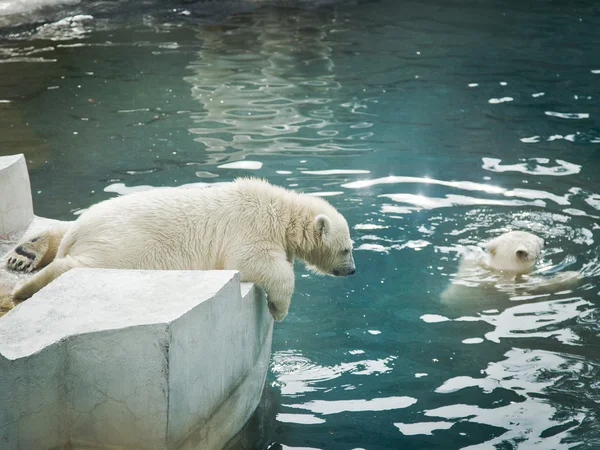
1;1;600;448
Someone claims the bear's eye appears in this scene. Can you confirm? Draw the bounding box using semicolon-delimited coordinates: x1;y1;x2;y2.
342;248;350;254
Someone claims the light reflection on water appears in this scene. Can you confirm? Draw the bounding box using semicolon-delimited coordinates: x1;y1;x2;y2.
183;10;372;165
1;1;600;448
271;349;396;396
421;348;590;449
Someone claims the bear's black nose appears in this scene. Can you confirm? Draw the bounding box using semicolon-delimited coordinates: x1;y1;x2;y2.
349;268;356;275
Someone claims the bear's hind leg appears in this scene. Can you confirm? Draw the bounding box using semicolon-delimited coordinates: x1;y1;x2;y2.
11;256;81;302
5;222;70;273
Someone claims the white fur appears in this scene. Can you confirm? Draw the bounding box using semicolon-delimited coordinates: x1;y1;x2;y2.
484;230;544;273
10;178;356;321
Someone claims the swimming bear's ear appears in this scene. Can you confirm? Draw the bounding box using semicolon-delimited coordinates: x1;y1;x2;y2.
516;249;529;260
485;238;498;256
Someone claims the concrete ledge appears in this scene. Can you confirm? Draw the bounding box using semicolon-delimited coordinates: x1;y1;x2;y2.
0;269;273;449
0;154;33;236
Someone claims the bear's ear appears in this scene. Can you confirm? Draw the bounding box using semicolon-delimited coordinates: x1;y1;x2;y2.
485;239;498;256
516;249;528;260
315;214;332;239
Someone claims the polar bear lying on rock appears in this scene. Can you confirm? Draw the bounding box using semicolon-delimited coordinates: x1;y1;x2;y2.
441;230;580;304
5;178;356;321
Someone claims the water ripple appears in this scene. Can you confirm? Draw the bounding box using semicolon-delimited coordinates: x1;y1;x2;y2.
545;111;590;120
183;19;372;167
285;396;417;415
381;193;545;210
482;158;581;176
271;350;396;396
421;348;593;448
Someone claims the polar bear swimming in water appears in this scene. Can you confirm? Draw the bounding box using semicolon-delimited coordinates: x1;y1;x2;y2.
441;230;581;304
481;230;544;274
4;178;356;321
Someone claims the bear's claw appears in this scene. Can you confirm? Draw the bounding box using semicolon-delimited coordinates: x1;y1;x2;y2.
268;301;288;322
5;241;45;273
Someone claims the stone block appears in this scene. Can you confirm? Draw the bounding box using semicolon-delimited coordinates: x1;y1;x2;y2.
0;269;272;449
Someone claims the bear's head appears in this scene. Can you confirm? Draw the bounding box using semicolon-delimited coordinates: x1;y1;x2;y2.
485;230;544;274
303;211;356;277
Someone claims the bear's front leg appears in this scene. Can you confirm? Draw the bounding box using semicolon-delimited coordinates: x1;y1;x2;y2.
261;260;295;321
265;278;294;321
239;251;295;321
